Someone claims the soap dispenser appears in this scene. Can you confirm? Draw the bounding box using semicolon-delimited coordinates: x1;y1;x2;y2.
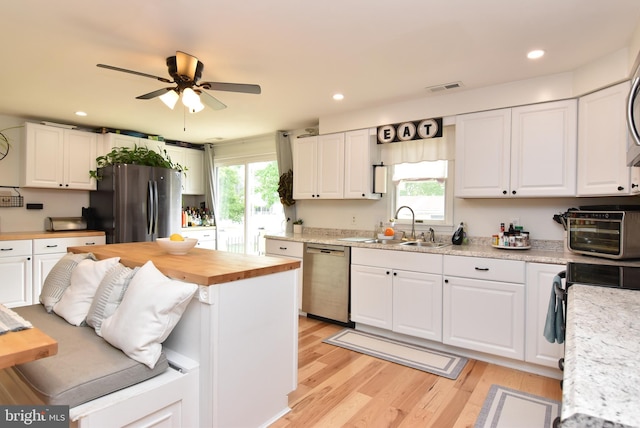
452;222;465;245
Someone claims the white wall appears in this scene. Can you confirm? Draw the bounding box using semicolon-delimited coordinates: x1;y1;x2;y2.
0;114;89;232
294;49;640;242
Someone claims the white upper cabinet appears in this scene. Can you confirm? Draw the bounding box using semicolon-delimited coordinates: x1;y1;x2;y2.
293;133;344;199
455;99;578;197
577;81;640;196
293;129;380;200
455;108;512;197
344;128;381;199
22;123;97;190
164;145;205;195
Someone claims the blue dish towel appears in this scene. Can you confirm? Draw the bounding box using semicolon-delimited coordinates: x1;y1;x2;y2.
543;275;565;344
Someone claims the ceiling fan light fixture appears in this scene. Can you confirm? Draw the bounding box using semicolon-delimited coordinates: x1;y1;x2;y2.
159;89;179;109
182;87;201;109
189;101;205;114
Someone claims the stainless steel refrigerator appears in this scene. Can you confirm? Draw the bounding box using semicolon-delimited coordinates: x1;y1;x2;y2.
89;164;182;244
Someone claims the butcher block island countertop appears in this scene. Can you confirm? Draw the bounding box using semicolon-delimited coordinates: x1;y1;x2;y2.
67;241;300;286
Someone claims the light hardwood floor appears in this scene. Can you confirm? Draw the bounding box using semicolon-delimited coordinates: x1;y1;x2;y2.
271;316;562;428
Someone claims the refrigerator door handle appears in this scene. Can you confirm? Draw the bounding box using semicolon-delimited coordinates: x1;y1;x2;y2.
147;180;154;235
152;181;159;236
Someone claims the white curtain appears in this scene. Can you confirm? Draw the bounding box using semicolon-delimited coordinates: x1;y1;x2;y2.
203;143;218;248
380;125;455;164
275;131;296;233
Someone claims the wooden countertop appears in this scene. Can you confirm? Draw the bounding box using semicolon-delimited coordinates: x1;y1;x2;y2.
0;328;58;369
68;242;301;286
0;230;105;241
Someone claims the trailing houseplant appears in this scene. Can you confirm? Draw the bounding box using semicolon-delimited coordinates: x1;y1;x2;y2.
89;145;186;179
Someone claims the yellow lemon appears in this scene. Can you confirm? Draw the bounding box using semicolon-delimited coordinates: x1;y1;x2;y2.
169;233;184;241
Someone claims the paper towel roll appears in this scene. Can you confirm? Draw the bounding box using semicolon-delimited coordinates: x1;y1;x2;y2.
373;165;387;194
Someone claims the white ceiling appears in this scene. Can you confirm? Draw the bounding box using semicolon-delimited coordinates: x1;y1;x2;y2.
2;1;640;144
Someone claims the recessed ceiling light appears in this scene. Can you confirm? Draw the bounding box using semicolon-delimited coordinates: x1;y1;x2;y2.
527;50;545;60
333;93;344;101
75;111;87;117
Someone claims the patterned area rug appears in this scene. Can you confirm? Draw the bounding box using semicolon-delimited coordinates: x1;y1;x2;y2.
323;329;467;380
475;384;561;428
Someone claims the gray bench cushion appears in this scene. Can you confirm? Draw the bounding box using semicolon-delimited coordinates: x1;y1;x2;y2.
12;304;168;407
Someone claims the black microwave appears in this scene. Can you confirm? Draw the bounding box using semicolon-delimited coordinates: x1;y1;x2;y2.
567;209;640;259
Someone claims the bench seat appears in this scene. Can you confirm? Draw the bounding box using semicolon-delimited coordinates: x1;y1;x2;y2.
12;304;168;408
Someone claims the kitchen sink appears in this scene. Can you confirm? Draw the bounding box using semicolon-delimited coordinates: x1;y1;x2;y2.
399;241;451;248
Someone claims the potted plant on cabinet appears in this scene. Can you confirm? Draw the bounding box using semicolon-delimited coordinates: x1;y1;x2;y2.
293;219;303;234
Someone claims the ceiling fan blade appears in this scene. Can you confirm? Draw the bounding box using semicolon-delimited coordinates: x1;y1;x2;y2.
97;64;172;84
198;90;227;110
176;51;199;81
200;82;261;94
136;87;175;100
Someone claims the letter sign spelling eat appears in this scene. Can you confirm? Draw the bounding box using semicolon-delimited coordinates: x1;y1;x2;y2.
377;117;442;144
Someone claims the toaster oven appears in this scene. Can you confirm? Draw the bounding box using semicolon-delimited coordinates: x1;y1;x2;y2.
567;208;640;260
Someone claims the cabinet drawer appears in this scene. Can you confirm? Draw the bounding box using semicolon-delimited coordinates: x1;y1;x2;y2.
33;235;105;254
265;239;304;258
352;247;442;274
443;255;525;283
181;229;216;241
0;240;32;257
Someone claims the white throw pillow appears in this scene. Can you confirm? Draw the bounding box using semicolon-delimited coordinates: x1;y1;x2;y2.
39;252;95;312
101;260;198;369
86;263;139;336
53;257;120;326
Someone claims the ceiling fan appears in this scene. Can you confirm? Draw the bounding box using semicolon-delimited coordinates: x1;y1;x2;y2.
97;51;261;113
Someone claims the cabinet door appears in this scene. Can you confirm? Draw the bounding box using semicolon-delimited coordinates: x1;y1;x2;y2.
455;109;511;197
184;149;205;195
393;270;442;341
577;82;636;196
350;264;392;329
292;136;318;199
525;263;565;368
443;276;525;360
23;123;65;188
0;256;32;308
33;253;66;303
344;129;380;199
316;133;345;198
64;129;97;190
511;100;577;197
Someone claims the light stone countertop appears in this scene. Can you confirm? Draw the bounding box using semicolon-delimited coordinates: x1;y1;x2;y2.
265;230;640;267
561;285;640;428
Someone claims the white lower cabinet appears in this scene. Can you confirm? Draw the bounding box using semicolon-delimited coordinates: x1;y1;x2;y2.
443;255;525;360
182;228;216;250
32;235;106;301
265;239;304;311
525;263;565;368
0;240;33;308
351;248;443;342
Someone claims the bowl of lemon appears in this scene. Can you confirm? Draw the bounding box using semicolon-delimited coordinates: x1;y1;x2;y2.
156;234;198;255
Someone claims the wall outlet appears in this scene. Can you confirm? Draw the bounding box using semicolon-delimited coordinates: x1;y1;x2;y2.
351;215;357;225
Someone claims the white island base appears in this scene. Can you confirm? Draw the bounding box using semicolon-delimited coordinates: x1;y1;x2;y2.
165;269;298;428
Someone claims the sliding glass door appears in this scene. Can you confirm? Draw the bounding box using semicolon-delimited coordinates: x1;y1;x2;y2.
216;157;284;254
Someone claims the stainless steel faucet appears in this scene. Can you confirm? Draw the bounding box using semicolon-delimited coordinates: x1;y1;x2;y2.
394;206;416;240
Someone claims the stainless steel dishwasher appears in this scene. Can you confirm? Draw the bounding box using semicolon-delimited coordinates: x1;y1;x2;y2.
302;243;352;325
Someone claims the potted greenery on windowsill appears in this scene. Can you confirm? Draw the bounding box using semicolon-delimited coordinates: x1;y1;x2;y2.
89;145;186;180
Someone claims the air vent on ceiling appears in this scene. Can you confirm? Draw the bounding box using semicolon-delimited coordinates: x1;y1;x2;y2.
426;81;464;93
